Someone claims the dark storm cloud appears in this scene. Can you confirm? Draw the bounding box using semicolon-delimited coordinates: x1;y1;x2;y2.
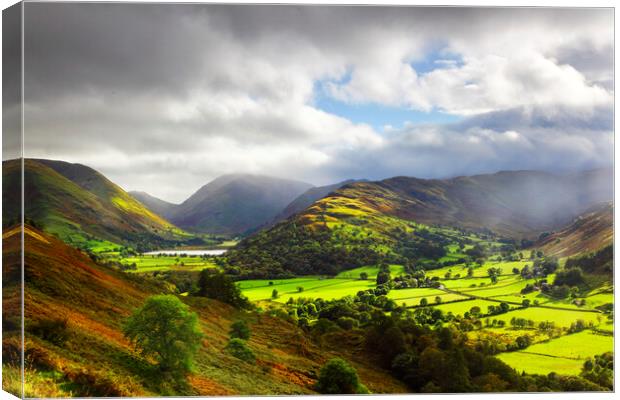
19;4;613;202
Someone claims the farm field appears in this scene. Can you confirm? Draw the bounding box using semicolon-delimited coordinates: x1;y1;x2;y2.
492;306;603;328
240;265;404;302
388;288;469;307
496;351;586;376
239;259;613;382
497;331;614;375
120;254;219;273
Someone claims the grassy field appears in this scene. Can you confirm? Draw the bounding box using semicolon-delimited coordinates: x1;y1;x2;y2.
387;288;469;307
496;351;586;376
240;265;405;302
120;255;219;273
497;330;613;375
239;260;613;379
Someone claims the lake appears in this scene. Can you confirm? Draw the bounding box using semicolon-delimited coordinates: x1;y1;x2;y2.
144;249;228;256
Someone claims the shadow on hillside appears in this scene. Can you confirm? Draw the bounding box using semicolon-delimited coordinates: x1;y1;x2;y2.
113;351;195;395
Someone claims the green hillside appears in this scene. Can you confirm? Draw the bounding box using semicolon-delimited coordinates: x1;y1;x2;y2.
227;170;612;278
2;159;189;251
2;225;409;396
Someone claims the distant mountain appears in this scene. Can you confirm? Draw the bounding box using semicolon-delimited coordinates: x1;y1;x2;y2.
168;174;313;235
535;202;613;258
129;190;177;219
228;168;613;276
2;159;186;249
273;179;364;223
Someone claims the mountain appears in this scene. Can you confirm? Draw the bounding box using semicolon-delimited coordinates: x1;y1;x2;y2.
228;169;613;277
273;179;363;223
2;159;186;250
129;191;177;219
168;174;313;235
535;202;613;258
2;225;407;396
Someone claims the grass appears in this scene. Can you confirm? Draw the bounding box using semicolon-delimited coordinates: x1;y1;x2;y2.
496;352;585;376
335;265;406;279
492;307;602;328
2;364;70;398
387;288;468;307
120;255;219;273
434;299;501;316
497;330;613;376
240;265;407;302
241;278;376;302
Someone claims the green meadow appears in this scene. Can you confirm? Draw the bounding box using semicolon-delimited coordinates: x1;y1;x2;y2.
239;258;613;378
120;254;219;273
497;331;614;375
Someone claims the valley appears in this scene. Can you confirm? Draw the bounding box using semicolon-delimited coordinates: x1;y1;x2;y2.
2;158;614;396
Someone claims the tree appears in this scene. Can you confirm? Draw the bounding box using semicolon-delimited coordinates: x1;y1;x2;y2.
272;289;279;299
316;358;368;394
487;267;502;284
229;320;250;340
434;296;442;304
123;295;203;375
197;270;249;308
420;298;428;307
359;272;368;280
376;271;391;285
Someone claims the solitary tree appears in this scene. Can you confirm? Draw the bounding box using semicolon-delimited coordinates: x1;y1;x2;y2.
123;295;203;376
359;272;369;280
272;289;279;299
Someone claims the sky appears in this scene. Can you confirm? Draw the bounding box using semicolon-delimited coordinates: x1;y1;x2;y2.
11;4;614;203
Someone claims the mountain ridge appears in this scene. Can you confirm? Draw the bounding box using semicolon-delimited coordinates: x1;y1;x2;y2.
2;158;187;250
167;173;313;235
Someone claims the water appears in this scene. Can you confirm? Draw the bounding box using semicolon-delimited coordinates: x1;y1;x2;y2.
144;249;228;256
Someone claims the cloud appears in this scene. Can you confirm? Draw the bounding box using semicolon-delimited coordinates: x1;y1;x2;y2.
18;4;613;202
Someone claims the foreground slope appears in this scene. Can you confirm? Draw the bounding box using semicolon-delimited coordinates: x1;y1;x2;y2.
169;174;313;235
2;225;407;397
2;159;186;250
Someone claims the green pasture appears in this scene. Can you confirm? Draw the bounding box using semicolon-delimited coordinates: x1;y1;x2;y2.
120;254;218;273
497;330;613;375
496;351;585;376
335;264;406;279
433;299;501;316
388;288;469;307
239;277;376;302
492;306;602;328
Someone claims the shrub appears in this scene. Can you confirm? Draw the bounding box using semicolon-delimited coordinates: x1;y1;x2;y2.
229;320;250;340
29;318;69;346
316;358;368;394
226;338;255;363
